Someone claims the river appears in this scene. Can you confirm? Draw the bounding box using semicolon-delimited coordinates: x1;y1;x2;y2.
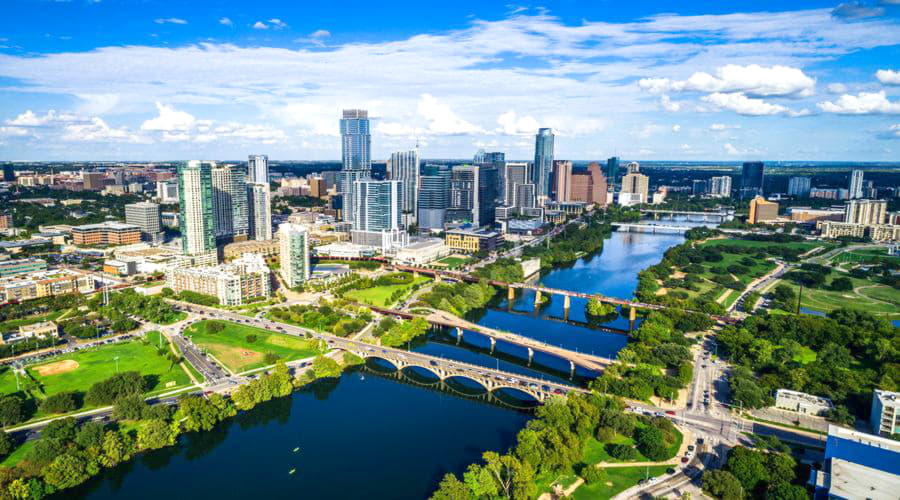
71;230;685;499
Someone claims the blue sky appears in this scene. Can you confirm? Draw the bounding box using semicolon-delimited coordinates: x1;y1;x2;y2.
1;0;899;161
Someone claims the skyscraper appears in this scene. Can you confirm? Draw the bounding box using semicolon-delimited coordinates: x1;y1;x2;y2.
353;180;402;232
533;128;554;202
503;162;531;206
477;152;506;203
849;169;864;199
278;223;310;288
248;155;269;184
2;165;14;182
740;161;765;200
692;180;708;196
211;164;249;242
606;157;620;188
788;176;812;198
844;199;887;225
570;162;608;205
708;176;733;198
178;161;216;255
387;149;420;217
125;201;164;244
448;165;496;227
477;165;499;227
620;162;650;204
339;109;372;224
247;182;272;240
552;160;572;202
418;166;451;230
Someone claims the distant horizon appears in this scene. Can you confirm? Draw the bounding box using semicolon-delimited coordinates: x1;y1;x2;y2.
4;159;900;167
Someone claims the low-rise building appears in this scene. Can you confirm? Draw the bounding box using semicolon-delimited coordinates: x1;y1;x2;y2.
0;257;48;277
223;239;280;260
789;207;845;223
748;196;779;224
445;228;501;254
103;259;138;276
72;222;142;246
19;321;59;339
393;238;451;265
313;243;377;259
817;221;900;242
774;389;834;416
871;389;900;437
166;253;271;306
809;425;900;499
0;269;95;302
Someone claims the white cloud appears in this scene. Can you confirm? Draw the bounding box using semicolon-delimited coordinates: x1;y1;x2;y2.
62;118;145;143
140;103;197;131
672;124;681;132
154;18;187;25
0;126;29;137
659;95;681;112
496;110;540;135
268;19;288;29
702;92;810;116
310;30;331;39
639;64;816;98
832;2;884;19
219;17;233;27
876;69;900;85
630;124;662;138
818;90;900;114
827;83;848;94
417;94;484;135
723;143;741;155
252;21;269;30
884;124;900;139
709;123;739;130
6;109;86;126
376;122;422;137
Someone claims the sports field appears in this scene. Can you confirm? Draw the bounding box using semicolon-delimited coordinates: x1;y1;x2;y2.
343;275;430;307
776;276;900;320
184;320;323;372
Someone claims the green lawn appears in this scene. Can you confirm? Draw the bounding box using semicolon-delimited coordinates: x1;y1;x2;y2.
777;277;900;320
435;256;472;269
0;308;70;333
343;276;430;307
582;424;683;464
0;440;34;467
572;465;671;500
792;345;817;364
702;239;829;253
184;320;323;373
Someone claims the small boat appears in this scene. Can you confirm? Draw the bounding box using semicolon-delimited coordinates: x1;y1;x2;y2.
289;469;296;475
293;447;300;453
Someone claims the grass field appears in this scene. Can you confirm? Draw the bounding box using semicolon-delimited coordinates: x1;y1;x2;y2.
702;239;830;253
184;320;323;373
0;441;34;467
582;424;683;464
343;275;430;307
776;276;900;320
572;465;670;500
434;255;472;269
0;308;71;333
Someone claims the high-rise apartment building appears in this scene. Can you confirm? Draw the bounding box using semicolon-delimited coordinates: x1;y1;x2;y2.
740;161;765;199
477;152;506;203
387;149;420;217
503;162;532;207
125;201;164;244
247;182;272;240
844;199;887;225
278;223;310;288
788;176;811;198
606;157;620;188
248;154;269;184
340;109;372;224
708;176;732;198
353;180;402;232
552;160;572;202
849;169;864;200
620;162;650;204
449;165;497;227
309;176;326;198
167;253;271;306
178;161;216;256
418;166;451;230
533;128;554;202
211;164;249;242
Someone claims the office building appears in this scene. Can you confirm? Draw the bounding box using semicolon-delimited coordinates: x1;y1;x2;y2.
740;161;765;199
606;157;619;188
418;166;451;230
167;253;271;306
533;128;554;201
448;165;497;228
570;162;608;205
514;183;537;209
156;181;179;203
393;238;451;265
620;162;649;204
212;164;249;242
708;176;732;198
552;160;572;202
277;223;310;288
788;176;811;198
789;207;845;223
0;257;47;278
849;169;864;200
774;389;834;416
387;149;420;218
125;202;164;244
845;199;887;225
82;171;106;190
0;214;12;229
445;228;501;254
503;162;532;207
309;176;326;198
340;109;372;224
692;180;708;196
2;165;14;182
872;390;900;436
247;182;272;240
810;425;900;499
352;180;402;232
748;196;779;224
476;152;506;203
72;222;142;246
178;161;216;256
248;154;269;184
113;170;125;186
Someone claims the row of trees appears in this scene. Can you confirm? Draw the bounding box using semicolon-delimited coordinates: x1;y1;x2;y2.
702;444;807;500
378;317;430;348
267;301;369;338
474;258;525;283
96;290;183;325
418;280;496;317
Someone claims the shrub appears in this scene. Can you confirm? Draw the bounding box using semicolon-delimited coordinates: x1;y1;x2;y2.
264;352;280;364
581;465;606;485
38;391;79;414
606;443;638;461
206;321;225;334
246;334;258;343
596;426;616;443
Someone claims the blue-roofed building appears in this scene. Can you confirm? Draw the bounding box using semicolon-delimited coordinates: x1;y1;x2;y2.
810;425;900;499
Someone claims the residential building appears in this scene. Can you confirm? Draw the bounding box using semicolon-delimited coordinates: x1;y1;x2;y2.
248;154;269;184
178;160;216;256
845;199;887;225
2;165;14;182
871;389;900;436
503;162;531;207
309;176;326;198
817;221;867;239
811;187;849;200
552;160;572;201
788;176;812;198
156;180;179;203
849;169;865;199
447;164;497;228
82;171;106;190
247;182;272;240
18;321;59;340
739;161;765;199
789;207;844;223
0;269;95;302
533;128;554;202
278;222;310;288
211;164;249;243
387;149;420;219
869;224;900;242
570;162;607;205
167;253;271;306
0;257;47;277
708;176;732;198
445;228;500;254
102;259;137;276
393;238;451;265
0;214;12;229
72;222;142;246
514;183;537;209
222;239;280;260
692;180;708;196
748;196;778;224
774;389;834;416
809;425;900;500
620;162;649;204
125;201;164;244
353;180;401;233
606;157;619;188
476;152;506;203
417;166;450;230
340;109;372;224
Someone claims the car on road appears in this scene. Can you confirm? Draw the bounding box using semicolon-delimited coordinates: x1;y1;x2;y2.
665;410;676;416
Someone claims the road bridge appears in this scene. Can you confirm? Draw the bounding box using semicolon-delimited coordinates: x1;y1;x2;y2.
640;209;733;222
612;223;692;234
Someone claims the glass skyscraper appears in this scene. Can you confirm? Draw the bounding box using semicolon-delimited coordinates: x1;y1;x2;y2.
533;128;554;201
278;223;310;288
353;180;401;232
606;157;620;188
739;161;765;200
212;164;249;242
177;160;216;255
340;109;372;224
418;166;450;230
387;149;419;216
248;154;268;184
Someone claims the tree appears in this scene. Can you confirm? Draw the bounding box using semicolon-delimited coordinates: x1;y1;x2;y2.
173;394;235;433
830;276;853;292
113;394;148;421
85;371;147;406
463;463;498;498
75;421;106;450
635;425;668;461
607;443;638;461
43;453;98;490
767;482;807;500
137;419;176;450
312;355;342;379
725;447;768;493
100;430;132;467
41;417;78;441
430;473;471;500
702;470;743;500
581;465;606;485
0;431;13;458
0;395;26;426
38;392;79;414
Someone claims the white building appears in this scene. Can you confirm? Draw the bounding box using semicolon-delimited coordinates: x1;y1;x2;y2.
313;242;377;259
845;199;887;225
849;169;864;199
167;253;271;306
177;160;216;256
156;181;179;203
810;425;900;500
125;201;164;244
278;223;310;288
387;149;419;219
248;182;272;240
774;389;834;416
708;176;732;198
248;154;269;184
871;389;900;436
617;192;645;207
393;238;451;265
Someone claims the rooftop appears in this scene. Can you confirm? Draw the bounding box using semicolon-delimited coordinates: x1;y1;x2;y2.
73;221;141;231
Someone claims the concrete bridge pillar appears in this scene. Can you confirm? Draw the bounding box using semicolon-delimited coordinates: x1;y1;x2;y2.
527;347;534;365
490;337;496;354
534;290;542;306
507;286;515;302
455;327;463;345
628;306;637;332
563;294;570;311
434;273;442;284
569;360;575;379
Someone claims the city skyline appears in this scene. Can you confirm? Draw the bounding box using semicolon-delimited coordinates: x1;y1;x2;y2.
0;1;898;161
